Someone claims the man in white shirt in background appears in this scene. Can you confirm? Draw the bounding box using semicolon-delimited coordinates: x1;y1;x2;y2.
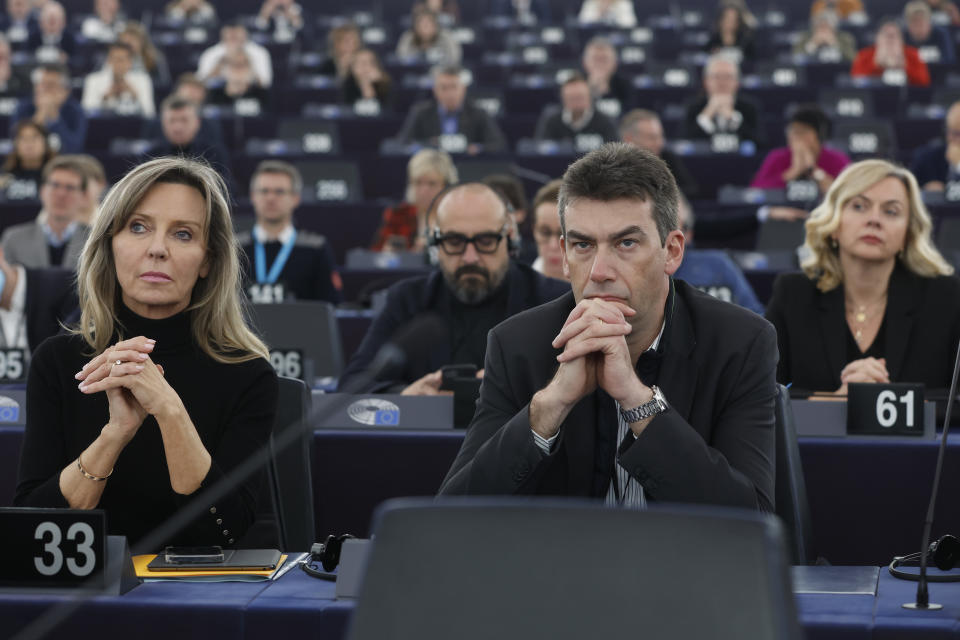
196;20;273;88
82;41;155;116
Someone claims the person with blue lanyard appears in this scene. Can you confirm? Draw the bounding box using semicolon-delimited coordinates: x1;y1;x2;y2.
238;161;341;304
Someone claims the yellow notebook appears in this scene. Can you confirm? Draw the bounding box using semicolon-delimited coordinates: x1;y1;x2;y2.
133;554;289;582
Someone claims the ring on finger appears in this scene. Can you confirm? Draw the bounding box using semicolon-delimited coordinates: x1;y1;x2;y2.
111;359;122;372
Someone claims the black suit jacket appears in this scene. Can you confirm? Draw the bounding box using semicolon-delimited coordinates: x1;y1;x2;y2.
440;280;778;512
339;262;569;393
765;267;960;392
397;100;507;152
534;106;619;143
25;268;77;352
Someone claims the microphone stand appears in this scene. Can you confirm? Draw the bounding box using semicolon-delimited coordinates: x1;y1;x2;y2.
902;340;960;610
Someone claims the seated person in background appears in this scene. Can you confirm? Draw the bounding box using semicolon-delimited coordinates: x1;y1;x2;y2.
534;73;619;146
483;172;536;265
13;63;87;153
766;159;959;394
27;2;75;63
396;64;506;154
81;0;126;43
705;3;756;63
197;21;272;88
673;195;764;314
620;108;698;199
910;101;960;191
683;52;759;143
370;148;457;252
145;95;231;186
904;1;956;63
0;34;29;95
0;246;78;351
15;156;278;552
530;178;564;280
488;0;553;23
117;22;171;87
207;50;268;113
0;0;38;45
319;23;361;79
582;37;630;107
82;41;155;117
924;0;960;25
341;182;568;394
164;0;217;25
851;18;930;87
412;0;460;25
0;119;55;200
138;74;225;148
238;161;341;304
750;104;849;192
340;48;392;109
577;0;636;28
793;10;857;61
1;155;89;269
439;143;776;512
811;0;866;20
253;0;304;43
395;8;462;66
68;153;107;226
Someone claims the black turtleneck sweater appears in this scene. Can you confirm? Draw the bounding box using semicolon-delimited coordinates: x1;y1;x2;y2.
15;304;278;552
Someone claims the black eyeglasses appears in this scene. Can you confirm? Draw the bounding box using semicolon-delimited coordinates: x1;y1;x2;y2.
432;224;508;255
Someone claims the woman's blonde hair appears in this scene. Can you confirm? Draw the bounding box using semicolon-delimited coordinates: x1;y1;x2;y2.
802;158;953;292
75;156;269;363
404;148;458;203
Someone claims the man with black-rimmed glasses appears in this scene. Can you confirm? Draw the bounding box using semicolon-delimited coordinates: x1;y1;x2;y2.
339;182;568;395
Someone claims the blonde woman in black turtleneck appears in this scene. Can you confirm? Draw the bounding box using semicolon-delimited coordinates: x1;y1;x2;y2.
15;156;277;551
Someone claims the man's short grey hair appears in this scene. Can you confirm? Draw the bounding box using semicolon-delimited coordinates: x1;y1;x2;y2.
618;108;661;137
558;142;679;246
703;51;741;78
161;94;200;115
432;64;464;81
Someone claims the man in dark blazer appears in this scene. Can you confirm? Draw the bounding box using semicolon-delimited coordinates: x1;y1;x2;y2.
440;144;777;511
396;65;507;154
534;72;619;146
682;53;760;144
339;182;568;394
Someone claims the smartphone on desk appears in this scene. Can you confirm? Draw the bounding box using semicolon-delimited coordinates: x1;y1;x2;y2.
163;545;225;564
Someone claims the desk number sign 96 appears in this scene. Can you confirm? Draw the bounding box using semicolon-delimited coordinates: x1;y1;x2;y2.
0;509;107;589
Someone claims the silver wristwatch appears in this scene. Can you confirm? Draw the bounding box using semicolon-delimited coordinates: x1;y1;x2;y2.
619;386;668;423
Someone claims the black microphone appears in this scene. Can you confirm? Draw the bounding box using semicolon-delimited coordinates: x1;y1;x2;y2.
897;340;960;610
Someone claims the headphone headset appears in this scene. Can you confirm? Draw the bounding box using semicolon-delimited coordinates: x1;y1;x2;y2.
300;534;356;581
424;182;521;264
889;534;960;582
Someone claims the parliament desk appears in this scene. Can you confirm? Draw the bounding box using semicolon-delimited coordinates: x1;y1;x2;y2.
2;426;959;567
3;566;960;639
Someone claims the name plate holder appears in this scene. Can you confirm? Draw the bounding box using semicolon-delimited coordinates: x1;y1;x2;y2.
791;389;935;439
0;508;138;595
847;383;924;437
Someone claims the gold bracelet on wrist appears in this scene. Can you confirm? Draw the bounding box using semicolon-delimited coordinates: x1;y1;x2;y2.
77;456;112;482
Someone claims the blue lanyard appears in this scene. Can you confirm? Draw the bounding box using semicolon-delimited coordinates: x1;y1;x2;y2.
254;229;297;284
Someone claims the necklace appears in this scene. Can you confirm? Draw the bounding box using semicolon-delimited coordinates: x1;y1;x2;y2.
846;295;887;345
